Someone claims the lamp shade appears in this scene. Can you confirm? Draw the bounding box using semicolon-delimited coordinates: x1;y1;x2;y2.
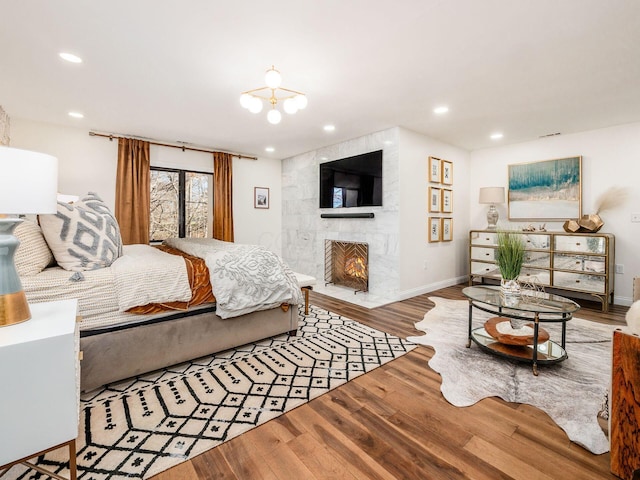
0;147;58;215
479;187;505;205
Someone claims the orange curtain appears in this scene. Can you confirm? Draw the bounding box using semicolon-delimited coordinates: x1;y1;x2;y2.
213;151;234;242
115;138;150;244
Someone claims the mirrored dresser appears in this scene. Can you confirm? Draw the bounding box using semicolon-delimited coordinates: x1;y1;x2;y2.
469;230;615;311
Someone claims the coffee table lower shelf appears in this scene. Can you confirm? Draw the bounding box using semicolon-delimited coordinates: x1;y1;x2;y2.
470;327;568;374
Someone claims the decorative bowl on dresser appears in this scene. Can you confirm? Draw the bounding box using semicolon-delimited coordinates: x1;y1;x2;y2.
469;230;614;311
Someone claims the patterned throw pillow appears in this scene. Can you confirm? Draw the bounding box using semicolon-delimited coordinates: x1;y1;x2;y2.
14;220;55;276
39;192;123;271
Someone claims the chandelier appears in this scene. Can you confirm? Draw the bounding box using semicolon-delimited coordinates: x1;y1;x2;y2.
240;66;308;124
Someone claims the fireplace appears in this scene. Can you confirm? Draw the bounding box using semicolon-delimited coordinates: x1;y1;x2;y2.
324;240;369;293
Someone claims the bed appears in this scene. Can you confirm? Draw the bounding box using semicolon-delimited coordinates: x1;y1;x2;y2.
15;194;303;391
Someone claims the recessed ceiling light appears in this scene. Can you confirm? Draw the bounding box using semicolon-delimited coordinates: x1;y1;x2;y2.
68;111;84;119
323;124;335;132
490;132;503;140
433;106;449;114
59;52;82;63
265;146;275;153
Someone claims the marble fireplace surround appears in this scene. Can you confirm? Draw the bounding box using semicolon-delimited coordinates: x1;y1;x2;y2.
281;128;400;308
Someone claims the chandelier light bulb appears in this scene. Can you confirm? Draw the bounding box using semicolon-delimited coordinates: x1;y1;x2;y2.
283;98;298;114
264;67;282;89
240;93;252;109
267;109;282;124
294;94;308;110
248;96;263;114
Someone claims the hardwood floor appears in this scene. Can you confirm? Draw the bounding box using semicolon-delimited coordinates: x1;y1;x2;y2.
153;284;627;479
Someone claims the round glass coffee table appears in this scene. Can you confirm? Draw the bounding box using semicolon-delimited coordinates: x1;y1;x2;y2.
462;285;581;375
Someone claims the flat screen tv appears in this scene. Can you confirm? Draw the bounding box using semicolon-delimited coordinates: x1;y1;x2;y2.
319;150;383;208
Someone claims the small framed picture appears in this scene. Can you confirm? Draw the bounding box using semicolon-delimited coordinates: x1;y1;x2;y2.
441;218;453;241
429;186;441;213
428;156;441;183
441;160;453;185
254;187;269;209
442;189;453;213
428;217;441;242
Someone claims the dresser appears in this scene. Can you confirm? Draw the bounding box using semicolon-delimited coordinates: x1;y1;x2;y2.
469;230;615;311
0;299;79;479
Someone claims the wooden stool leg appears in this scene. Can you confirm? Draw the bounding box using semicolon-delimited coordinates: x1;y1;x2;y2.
303;287;310;315
68;439;77;480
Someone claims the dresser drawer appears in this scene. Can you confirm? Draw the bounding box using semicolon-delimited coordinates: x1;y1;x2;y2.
471;247;496;262
523;251;551;268
522;234;551;250
518;268;551;286
554;253;606;273
470;261;500;278
470;232;497;246
555;235;607;254
553;271;606;293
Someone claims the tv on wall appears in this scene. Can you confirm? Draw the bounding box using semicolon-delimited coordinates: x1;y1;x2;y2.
319;150;383;208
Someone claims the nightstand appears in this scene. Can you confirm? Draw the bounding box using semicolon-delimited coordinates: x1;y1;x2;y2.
0;299;79;480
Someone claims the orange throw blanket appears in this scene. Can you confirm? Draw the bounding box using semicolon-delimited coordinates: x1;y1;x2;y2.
127;245;216;314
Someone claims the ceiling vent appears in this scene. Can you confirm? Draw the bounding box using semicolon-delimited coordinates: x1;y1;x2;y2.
539;132;562;138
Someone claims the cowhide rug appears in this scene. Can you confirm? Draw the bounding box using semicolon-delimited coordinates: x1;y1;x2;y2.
407;296;614;454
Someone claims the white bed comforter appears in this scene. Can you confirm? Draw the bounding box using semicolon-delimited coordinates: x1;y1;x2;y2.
111;244;192;311
21;244;193;330
164;238;303;319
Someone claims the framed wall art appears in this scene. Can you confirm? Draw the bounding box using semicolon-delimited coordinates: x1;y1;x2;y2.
428;217;441;242
441;217;453;241
508;156;582;221
441;160;453;185
429;186;441;212
429;156;441;183
441;188;453;213
254;187;270;209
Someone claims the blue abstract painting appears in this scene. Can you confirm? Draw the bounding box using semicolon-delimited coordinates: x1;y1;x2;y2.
508;156;581;220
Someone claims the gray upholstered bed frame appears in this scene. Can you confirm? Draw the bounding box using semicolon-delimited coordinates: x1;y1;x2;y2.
80;305;298;392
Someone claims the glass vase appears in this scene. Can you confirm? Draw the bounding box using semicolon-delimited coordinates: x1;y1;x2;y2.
500;278;521;297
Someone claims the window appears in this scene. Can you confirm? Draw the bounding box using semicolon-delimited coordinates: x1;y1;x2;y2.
150;167;213;242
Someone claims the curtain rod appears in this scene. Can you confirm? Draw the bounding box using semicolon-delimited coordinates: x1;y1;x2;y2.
88;131;257;160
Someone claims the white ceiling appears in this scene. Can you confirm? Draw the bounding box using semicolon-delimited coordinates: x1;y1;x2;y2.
2;0;640;160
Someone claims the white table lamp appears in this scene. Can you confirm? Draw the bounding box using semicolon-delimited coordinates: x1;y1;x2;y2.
0;147;58;326
479;187;505;230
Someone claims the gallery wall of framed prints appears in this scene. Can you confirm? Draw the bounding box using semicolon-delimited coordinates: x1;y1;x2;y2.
427;156;453;243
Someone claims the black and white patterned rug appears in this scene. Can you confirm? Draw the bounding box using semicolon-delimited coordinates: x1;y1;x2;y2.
6;305;414;480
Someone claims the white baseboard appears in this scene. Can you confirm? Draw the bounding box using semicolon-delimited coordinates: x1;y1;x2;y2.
395;276;469;302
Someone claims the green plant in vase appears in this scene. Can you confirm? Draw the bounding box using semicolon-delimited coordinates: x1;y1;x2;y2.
496;230;525;296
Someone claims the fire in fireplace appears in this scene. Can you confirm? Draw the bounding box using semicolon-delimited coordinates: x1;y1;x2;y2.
324;240;369;293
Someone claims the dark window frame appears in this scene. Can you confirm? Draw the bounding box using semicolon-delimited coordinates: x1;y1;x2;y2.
150;166;213;241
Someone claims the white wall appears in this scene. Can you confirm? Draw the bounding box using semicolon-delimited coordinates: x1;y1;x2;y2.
397;128;471;297
470;122;640;304
233;156;282;253
11;118;118;207
10;118;283;253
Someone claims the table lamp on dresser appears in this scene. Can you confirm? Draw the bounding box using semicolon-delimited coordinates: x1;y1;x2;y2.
479;186;505;230
0;146;58;326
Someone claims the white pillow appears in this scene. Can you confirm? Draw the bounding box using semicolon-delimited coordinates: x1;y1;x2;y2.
39;192;123;271
14;220;55;276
